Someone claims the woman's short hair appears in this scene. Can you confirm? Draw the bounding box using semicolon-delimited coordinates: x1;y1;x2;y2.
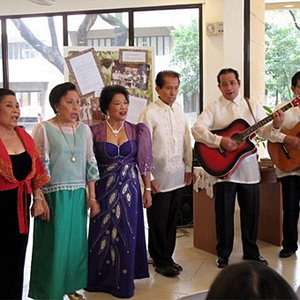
49;82;77;114
206;261;298;299
99;85;129;115
0;88;16;102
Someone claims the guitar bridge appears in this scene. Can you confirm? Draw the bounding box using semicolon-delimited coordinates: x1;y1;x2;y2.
218;147;227;157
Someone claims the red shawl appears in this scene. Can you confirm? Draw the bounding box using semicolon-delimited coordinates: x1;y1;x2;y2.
0;126;49;234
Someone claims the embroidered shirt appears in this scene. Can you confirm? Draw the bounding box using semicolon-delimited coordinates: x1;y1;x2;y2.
32;121;99;194
139;97;192;192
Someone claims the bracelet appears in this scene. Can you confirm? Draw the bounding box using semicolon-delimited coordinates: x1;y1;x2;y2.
33;197;43;201
145;188;152;192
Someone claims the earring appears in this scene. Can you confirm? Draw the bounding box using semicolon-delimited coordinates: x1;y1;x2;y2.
101;112;107;121
56;111;60;116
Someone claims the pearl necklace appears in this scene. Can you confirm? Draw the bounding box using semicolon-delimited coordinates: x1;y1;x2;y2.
106;120;124;136
57;120;77;163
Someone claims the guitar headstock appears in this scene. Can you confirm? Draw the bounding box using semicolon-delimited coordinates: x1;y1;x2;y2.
291;96;300;108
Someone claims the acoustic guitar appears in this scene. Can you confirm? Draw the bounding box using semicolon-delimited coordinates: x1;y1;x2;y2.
194;97;300;178
267;122;300;172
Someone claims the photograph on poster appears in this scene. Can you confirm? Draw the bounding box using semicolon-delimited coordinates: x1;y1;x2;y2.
79;93;104;124
111;61;150;90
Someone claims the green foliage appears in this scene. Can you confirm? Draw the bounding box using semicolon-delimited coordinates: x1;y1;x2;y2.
265;10;300;108
170;19;199;95
262;105;272;115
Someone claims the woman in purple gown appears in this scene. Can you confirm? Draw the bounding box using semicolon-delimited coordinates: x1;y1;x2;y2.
86;85;152;298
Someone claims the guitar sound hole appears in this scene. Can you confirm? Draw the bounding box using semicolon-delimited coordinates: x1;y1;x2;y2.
232;134;243;145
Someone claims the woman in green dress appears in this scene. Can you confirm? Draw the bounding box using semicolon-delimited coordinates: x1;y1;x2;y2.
28;82;100;300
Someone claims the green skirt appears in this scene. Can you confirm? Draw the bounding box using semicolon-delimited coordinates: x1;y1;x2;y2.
28;189;88;300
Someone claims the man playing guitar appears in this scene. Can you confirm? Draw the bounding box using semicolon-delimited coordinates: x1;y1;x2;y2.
265;71;300;259
192;68;282;269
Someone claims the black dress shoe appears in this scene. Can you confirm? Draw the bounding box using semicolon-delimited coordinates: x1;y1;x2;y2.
153;261;183;272
172;262;183;272
243;255;268;265
216;257;228;268
155;265;180;277
279;249;296;258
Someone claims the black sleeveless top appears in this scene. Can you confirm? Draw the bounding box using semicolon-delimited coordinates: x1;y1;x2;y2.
0;151;32;231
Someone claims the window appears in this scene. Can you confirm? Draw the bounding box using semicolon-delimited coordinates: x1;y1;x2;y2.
265;9;300;108
16;91;42;107
8;42;38;60
134;35;171;55
68;13;129;47
134;8;201;126
7;16;64;121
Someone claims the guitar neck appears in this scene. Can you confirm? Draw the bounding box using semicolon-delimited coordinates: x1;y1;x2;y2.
241;102;293;139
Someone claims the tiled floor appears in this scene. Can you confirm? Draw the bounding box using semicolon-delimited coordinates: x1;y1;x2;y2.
23;219;300;300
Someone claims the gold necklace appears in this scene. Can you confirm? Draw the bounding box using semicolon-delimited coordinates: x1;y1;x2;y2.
106;120;124;136
57;120;76;163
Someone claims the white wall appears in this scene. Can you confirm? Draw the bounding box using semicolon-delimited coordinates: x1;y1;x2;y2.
202;0;245;106
223;0;244;93
250;0;265;105
202;0;224;105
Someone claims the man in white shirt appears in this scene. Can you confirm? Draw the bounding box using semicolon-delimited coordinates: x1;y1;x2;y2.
139;70;192;277
192;68;282;268
265;71;300;259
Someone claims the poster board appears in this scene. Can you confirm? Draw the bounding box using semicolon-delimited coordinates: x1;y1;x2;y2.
64;46;154;125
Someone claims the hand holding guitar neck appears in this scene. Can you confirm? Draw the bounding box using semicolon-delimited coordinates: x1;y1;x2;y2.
272;109;285;129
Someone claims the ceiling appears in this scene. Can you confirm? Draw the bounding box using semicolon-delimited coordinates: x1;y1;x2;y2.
23;0;300;11
265;1;300;10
